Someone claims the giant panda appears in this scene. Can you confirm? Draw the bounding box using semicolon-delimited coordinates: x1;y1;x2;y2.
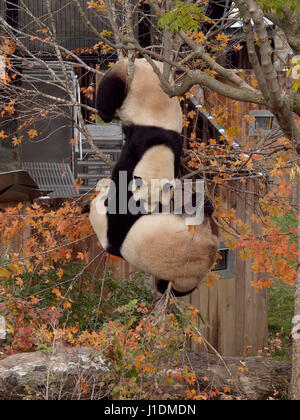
89;58;219;295
88;179;219;297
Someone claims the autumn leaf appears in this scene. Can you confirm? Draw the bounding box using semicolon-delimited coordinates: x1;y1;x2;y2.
234;43;243;51
0;267;11;279
12;136;23;147
251;79;258;88
0;130;8;139
244;114;256;124
15;277;24;287
63;301;72;310
52;288;62;299
28;129;38;139
77;252;85;261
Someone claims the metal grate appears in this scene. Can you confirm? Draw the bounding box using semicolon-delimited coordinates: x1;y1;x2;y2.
76;124;123;193
22;162;79;199
16;0;107;52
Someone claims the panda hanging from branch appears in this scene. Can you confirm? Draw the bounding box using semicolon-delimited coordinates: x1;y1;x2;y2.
83;58;219;297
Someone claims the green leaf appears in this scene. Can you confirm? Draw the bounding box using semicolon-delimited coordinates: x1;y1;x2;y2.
158;0;209;33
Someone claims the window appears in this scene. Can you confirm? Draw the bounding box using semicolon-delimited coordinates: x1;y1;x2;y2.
248;110;274;136
213;249;228;272
255;116;274;131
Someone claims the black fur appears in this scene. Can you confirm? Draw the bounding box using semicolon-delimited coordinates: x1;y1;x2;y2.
156;279;196;297
105;124;183;257
82;203;90;214
97;67;127;122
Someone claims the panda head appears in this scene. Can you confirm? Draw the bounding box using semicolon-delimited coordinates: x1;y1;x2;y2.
120;123;183;212
97;58;182;133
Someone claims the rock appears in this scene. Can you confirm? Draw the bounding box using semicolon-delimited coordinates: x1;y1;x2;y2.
0;346;292;400
0;347;108;400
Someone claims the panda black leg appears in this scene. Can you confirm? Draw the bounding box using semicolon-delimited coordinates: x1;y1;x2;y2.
156;279;196;297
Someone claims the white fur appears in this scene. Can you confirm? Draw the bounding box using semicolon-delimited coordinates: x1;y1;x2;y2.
89;179;110;250
117;59;182;133
132;145;175;211
121;213;219;293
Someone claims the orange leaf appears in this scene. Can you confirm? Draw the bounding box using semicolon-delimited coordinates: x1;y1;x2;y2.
28;129;38;139
0;130;8;139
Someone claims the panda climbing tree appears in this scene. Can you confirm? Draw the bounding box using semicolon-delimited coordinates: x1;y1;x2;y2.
84;58;219;297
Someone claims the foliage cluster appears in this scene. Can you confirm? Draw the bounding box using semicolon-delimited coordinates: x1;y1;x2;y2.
158;1;209;33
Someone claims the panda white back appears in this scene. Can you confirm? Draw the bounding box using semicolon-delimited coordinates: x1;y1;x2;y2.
118;59;182;133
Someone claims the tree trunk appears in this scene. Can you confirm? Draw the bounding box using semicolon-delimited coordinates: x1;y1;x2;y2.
0;348;291;400
289;187;300;399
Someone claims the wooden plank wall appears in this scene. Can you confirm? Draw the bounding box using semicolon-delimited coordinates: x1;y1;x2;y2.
0;202;31;256
207;70;291;149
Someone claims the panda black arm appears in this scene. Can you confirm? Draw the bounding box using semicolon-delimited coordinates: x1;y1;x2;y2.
96;63;128;123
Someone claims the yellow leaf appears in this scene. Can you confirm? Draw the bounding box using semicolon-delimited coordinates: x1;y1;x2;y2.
0;268;11;278
63;301;72;309
8;264;24;275
6;322;14;334
251;79;258;88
